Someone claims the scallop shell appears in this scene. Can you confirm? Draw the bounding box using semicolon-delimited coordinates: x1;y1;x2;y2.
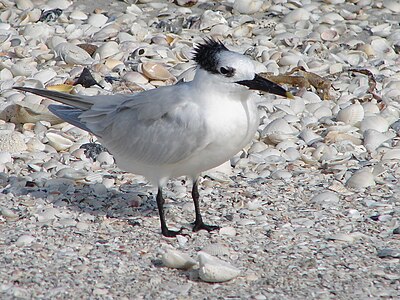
201;243;230;256
336;102;364;126
161;248;197;270
346;168;375;189
198;252;240;283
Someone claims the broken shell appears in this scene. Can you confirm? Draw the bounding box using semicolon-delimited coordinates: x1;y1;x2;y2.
0;132;27;153
359;115;389;132
346;168;376;189
363;129;395;153
198;252;240;283
45;131;74;151
161;248;197;270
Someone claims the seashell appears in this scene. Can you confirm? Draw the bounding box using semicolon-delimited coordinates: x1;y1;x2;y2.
311;191;339;204
54;42;94;65
346;168;375;189
325;131;362;145
321;29;339;41
198;252;240;283
0;102;62;125
56;167;87;180
382;149;400;160
45;131;74;151
140;62;174;81
46;0;72;10
87;13;108;27
202;243;230;256
231;24;253;38
23;23;54;41
233;0;264;14
10;61;37;77
93;23;121;41
299;129;323;146
94;41;120;60
16;0;34;10
33;69;57;84
200;10;227;30
161;248;197;270
69;10;87;21
359;115;389;133
282;8;310;23
363;129;395;152
383;0;400;13
336;102;364;126
262;118;298;145
219;226;236;236
0;207;18;220
370;38;396;59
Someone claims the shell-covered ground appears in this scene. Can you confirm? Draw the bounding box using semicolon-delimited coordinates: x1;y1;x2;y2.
0;0;400;299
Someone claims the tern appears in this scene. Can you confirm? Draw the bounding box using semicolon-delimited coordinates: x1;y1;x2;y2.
16;39;292;237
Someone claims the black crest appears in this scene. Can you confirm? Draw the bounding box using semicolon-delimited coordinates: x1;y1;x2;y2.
193;38;229;73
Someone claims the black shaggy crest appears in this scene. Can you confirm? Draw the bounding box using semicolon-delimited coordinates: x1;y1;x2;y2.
193;38;229;73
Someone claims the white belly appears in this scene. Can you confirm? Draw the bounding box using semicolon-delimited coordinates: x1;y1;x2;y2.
169;96;259;178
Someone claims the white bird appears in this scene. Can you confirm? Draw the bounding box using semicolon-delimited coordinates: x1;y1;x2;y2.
16;39;292;237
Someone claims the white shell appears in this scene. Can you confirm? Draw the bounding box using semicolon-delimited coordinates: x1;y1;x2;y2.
94;41;120;59
336;102;364;126
382;149;400;160
198;252;240;283
359;115;389;132
346;168;376;189
161;248;197;270
383;0;400;13
311;191;339;204
233;0;263;14
54;42;94;65
0;132;27;153
45;132;74;151
363;129;395;152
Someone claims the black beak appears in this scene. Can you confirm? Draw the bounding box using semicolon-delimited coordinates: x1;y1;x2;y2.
236;74;294;98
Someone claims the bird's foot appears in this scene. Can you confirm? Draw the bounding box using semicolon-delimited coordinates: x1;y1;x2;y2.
192;221;220;232
161;227;188;238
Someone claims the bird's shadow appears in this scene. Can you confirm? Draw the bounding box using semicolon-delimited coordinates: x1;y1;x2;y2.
1;172;162;224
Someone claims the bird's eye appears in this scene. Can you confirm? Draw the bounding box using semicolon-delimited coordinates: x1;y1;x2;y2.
220;67;229;74
220;67;235;77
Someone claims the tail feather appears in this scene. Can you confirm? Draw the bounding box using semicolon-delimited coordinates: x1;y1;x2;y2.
48;105;93;134
15;86;94;110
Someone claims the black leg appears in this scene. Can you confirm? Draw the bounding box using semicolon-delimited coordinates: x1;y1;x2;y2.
192;179;220;232
156;187;184;237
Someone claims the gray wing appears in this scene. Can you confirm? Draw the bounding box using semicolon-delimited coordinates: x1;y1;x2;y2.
16;84;209;165
81;85;209;165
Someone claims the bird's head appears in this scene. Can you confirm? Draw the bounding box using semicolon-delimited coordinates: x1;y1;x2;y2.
193;38;292;98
